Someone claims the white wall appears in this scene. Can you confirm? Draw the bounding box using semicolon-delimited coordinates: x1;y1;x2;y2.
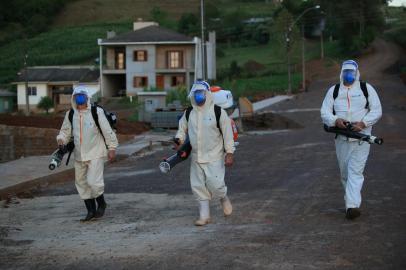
126;45;156;95
17;83;48;106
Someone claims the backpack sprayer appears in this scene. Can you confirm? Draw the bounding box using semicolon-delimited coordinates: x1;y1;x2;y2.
323;122;383;145
159;137;192;173
49;141;75;170
159;86;238;174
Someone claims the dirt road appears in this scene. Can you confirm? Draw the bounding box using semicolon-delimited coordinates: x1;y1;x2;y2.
1;39;405;270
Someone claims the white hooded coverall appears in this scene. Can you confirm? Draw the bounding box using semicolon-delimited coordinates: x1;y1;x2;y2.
320;63;382;209
176;91;235;201
57;89;118;199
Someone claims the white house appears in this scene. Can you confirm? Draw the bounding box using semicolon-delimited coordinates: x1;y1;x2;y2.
97;21;216;97
14;66;99;112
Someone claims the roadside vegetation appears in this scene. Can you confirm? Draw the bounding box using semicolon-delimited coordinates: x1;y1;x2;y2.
0;0;397;98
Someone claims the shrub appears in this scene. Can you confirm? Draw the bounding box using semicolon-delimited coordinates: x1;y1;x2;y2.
37;96;54;114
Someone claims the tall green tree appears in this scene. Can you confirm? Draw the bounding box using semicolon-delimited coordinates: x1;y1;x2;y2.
178;13;199;36
282;0;388;54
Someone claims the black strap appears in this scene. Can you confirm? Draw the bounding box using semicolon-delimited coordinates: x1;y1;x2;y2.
68;108;74;125
91;104;108;147
184;105;222;132
214;105;222;133
360;81;369;109
332;81;369;115
185;106;193;121
332;83;340;115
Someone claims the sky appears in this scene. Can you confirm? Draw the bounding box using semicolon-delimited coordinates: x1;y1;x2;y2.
389;0;406;6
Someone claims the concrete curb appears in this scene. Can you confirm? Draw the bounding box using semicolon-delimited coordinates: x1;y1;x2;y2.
0;138;171;201
0;167;75;201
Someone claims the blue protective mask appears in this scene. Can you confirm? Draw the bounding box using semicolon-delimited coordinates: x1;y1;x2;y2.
342;69;356;85
74;94;87;105
194;90;206;106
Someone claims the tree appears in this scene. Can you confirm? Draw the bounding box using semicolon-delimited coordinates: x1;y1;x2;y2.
178;13;199;36
149;6;176;29
37;96;54;114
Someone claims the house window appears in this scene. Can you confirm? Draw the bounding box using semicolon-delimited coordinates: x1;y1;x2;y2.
133;50;147;61
171;75;185;87
133;76;148;88
167;51;183;69
115;48;126;69
27;86;37;96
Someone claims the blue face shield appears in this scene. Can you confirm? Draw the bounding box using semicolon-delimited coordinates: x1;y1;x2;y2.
342;69;356;85
194;90;206;106
74;94;87;105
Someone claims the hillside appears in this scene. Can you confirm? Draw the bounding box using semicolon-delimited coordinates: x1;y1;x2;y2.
52;0;200;27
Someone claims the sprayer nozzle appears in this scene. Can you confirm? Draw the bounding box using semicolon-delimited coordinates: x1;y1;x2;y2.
159;162;171;173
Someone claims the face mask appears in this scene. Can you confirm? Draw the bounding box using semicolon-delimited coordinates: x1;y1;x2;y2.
342;69;356;85
75;94;87;105
194;90;206;106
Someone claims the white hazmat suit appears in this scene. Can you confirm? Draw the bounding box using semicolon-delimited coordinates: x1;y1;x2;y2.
176;83;235;225
57;87;118;200
321;61;382;212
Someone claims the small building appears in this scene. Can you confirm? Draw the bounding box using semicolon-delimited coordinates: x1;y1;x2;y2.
14;66;99;112
98;21;216;97
0;89;16;113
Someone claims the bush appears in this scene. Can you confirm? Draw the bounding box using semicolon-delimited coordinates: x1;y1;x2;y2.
166;86;190;107
37;96;54;114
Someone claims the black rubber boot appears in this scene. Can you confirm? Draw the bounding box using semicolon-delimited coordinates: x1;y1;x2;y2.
346;208;361;220
95;194;107;218
80;199;96;222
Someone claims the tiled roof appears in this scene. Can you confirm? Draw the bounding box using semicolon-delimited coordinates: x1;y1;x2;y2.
101;25;194;44
15;66;99;83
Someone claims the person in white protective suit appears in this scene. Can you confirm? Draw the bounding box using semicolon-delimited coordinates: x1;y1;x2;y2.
320;60;382;220
57;86;118;222
175;81;236;226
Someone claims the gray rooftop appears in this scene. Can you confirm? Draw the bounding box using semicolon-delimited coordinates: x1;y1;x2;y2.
15;66;99;83
0;89;16;97
101;25;194;44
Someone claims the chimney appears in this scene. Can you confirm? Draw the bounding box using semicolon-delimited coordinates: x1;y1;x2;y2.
133;19;158;31
107;31;116;39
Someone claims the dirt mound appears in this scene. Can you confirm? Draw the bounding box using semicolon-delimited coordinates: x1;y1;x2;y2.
242;112;303;131
305;58;341;80
243;60;266;72
0;114;149;135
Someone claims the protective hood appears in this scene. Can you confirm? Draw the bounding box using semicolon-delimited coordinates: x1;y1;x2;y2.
340;60;360;87
71;85;91;110
188;81;214;109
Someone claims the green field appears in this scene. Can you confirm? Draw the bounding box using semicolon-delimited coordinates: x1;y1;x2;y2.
52;0;277;28
0;21;133;87
0;0;357;95
219;73;302;98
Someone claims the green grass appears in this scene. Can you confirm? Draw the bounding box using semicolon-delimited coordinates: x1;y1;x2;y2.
216;39;342;98
219;73;302;99
218;39;341;69
215;0;277;17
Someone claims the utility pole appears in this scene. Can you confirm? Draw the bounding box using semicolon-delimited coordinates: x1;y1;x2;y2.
200;0;206;80
286;30;292;95
320;30;324;59
23;45;30;115
285;5;320;95
301;23;306;92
